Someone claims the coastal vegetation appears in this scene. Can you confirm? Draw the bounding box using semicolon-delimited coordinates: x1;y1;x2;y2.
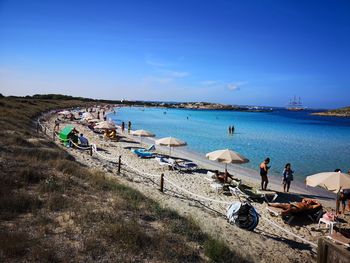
0;96;249;262
312;106;350;117
5;93;272;112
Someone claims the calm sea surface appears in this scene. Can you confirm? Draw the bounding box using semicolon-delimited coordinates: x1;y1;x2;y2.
110;107;350;180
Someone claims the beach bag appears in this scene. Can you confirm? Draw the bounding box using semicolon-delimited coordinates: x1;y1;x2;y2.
322;211;337;222
227;202;259;231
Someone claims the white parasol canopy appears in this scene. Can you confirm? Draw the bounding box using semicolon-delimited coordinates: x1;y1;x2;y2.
206;149;249;172
155;137;187;155
132;129;155;143
94;121;116;130
306;172;350;193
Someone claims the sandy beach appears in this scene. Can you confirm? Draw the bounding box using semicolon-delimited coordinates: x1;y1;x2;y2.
40;110;349;263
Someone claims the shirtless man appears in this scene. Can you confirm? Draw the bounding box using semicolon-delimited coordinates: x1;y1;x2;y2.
268;198;321;216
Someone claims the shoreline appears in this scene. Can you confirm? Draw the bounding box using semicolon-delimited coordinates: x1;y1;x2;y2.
138;136;336;208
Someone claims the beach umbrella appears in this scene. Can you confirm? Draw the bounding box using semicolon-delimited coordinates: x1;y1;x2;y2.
206;149;249;173
94;121;116;130
306;172;350;193
82;113;95;120
131;129;155;144
155;137;187;155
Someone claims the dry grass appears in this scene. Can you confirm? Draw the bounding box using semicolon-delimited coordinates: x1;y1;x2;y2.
0;97;251;262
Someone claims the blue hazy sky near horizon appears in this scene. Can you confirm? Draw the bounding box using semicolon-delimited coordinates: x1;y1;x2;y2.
0;0;349;108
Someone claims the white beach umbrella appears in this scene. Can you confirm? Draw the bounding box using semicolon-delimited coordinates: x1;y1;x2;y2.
94;121;116;130
155;137;187;155
82;113;95;120
206;149;249;172
131;129;155;144
306;172;350;193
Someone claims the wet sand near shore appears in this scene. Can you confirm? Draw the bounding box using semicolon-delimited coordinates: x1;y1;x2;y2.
42;112;349;263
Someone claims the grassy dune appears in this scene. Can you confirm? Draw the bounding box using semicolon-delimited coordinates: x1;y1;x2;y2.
0;97;250;262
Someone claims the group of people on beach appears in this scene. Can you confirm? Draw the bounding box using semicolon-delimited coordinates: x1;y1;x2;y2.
259;157;294;192
260;158;350;214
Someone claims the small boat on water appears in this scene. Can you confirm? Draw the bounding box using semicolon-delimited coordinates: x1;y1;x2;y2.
287;96;304;111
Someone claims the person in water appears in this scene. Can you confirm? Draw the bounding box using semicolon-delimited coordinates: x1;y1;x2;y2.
228;126;232;134
282;163;294;193
260;157;270;190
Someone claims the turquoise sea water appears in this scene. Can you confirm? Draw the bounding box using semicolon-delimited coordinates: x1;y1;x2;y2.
110;107;350;180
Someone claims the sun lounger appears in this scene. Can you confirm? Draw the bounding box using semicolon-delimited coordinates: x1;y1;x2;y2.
327;232;350;248
155;157;197;172
267;202;324;225
229;184;278;203
132;149;155;158
156;157;174;168
125;144;156;151
173;161;197;172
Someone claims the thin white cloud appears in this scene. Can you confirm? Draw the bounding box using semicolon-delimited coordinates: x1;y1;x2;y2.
143;76;174;84
144;55;189;84
201;80;220;86
226;81;247;91
162;70;189;78
200;80;247;91
145;58;167;68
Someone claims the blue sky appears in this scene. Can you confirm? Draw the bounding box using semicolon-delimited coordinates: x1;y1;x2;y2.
0;0;349;108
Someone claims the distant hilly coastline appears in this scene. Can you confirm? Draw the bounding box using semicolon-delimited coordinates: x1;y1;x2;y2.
2;94;272;112
312;106;350;117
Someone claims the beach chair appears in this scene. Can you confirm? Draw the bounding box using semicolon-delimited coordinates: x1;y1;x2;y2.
266;203;323;225
172;161;198;172
229;183;278;203
156;157;173;169
132;149;155;158
125;144;156;151
318;217;339;234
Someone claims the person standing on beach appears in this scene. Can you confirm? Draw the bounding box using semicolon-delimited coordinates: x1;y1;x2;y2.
54;118;60;132
121;122;125;133
282;163;294;192
128;121;131;134
260;158;270;190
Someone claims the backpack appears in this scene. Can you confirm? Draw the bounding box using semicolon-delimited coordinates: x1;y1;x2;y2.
227;202;259;231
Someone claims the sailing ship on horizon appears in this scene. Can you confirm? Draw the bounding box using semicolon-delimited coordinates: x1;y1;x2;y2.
287;96;304;111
